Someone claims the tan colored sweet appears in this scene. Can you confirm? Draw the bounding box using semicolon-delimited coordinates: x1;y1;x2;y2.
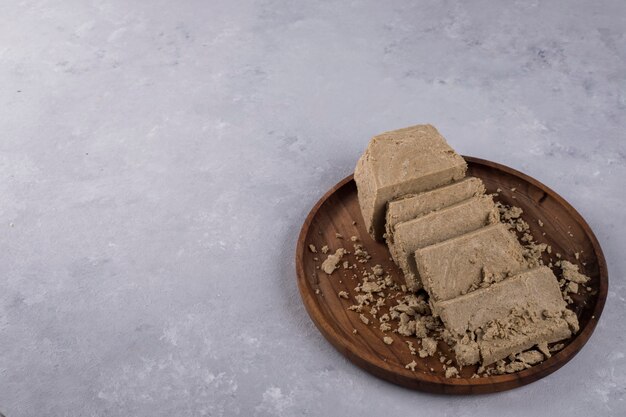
388;195;499;291
453;339;481;366
419;337;438;358
478;314;572;365
415;223;528;302
321;248;346;274
517;350;545;365
354;125;467;241
560;260;590;284
435;266;568;336
385;177;485;244
442;267;578;366
351;123;582;370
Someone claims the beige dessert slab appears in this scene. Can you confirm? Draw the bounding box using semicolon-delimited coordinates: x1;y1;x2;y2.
415;223;528;302
295;157;608;394
385;177;485;243
388;194;498;291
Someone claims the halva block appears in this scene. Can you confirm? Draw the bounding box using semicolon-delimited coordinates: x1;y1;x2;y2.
354;124;467;241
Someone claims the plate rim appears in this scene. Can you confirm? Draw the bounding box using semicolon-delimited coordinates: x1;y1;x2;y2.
295;156;608;394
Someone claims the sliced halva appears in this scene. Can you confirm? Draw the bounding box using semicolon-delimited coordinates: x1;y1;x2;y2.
436;266;568;335
388;195;499;291
385;177;485;244
415;223;528;302
478;312;573;365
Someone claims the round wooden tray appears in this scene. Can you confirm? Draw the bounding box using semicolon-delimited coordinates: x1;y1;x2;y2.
295;156;608;394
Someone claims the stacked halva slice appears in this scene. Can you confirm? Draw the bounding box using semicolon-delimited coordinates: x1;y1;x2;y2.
354;124;579;366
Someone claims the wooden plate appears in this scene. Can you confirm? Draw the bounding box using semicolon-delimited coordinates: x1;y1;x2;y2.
295;156;608;394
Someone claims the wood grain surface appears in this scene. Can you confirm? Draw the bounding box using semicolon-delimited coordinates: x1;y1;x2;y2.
295;156;608;394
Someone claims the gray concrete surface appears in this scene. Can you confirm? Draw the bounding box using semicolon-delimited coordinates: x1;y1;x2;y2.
1;0;625;415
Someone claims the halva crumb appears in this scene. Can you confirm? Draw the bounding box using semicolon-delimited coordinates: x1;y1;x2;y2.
321;248;346;274
517;350;544;365
559;260;590;284
418;337;438;358
405;360;417;371
445;367;459;378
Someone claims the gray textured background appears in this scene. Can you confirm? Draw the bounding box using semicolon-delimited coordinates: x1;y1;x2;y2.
1;0;625;416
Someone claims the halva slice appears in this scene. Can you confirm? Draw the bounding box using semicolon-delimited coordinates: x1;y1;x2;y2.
436;266;567;335
388;195;498;291
385;177;485;244
415;223;528;302
478;311;573;365
354;124;467;241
